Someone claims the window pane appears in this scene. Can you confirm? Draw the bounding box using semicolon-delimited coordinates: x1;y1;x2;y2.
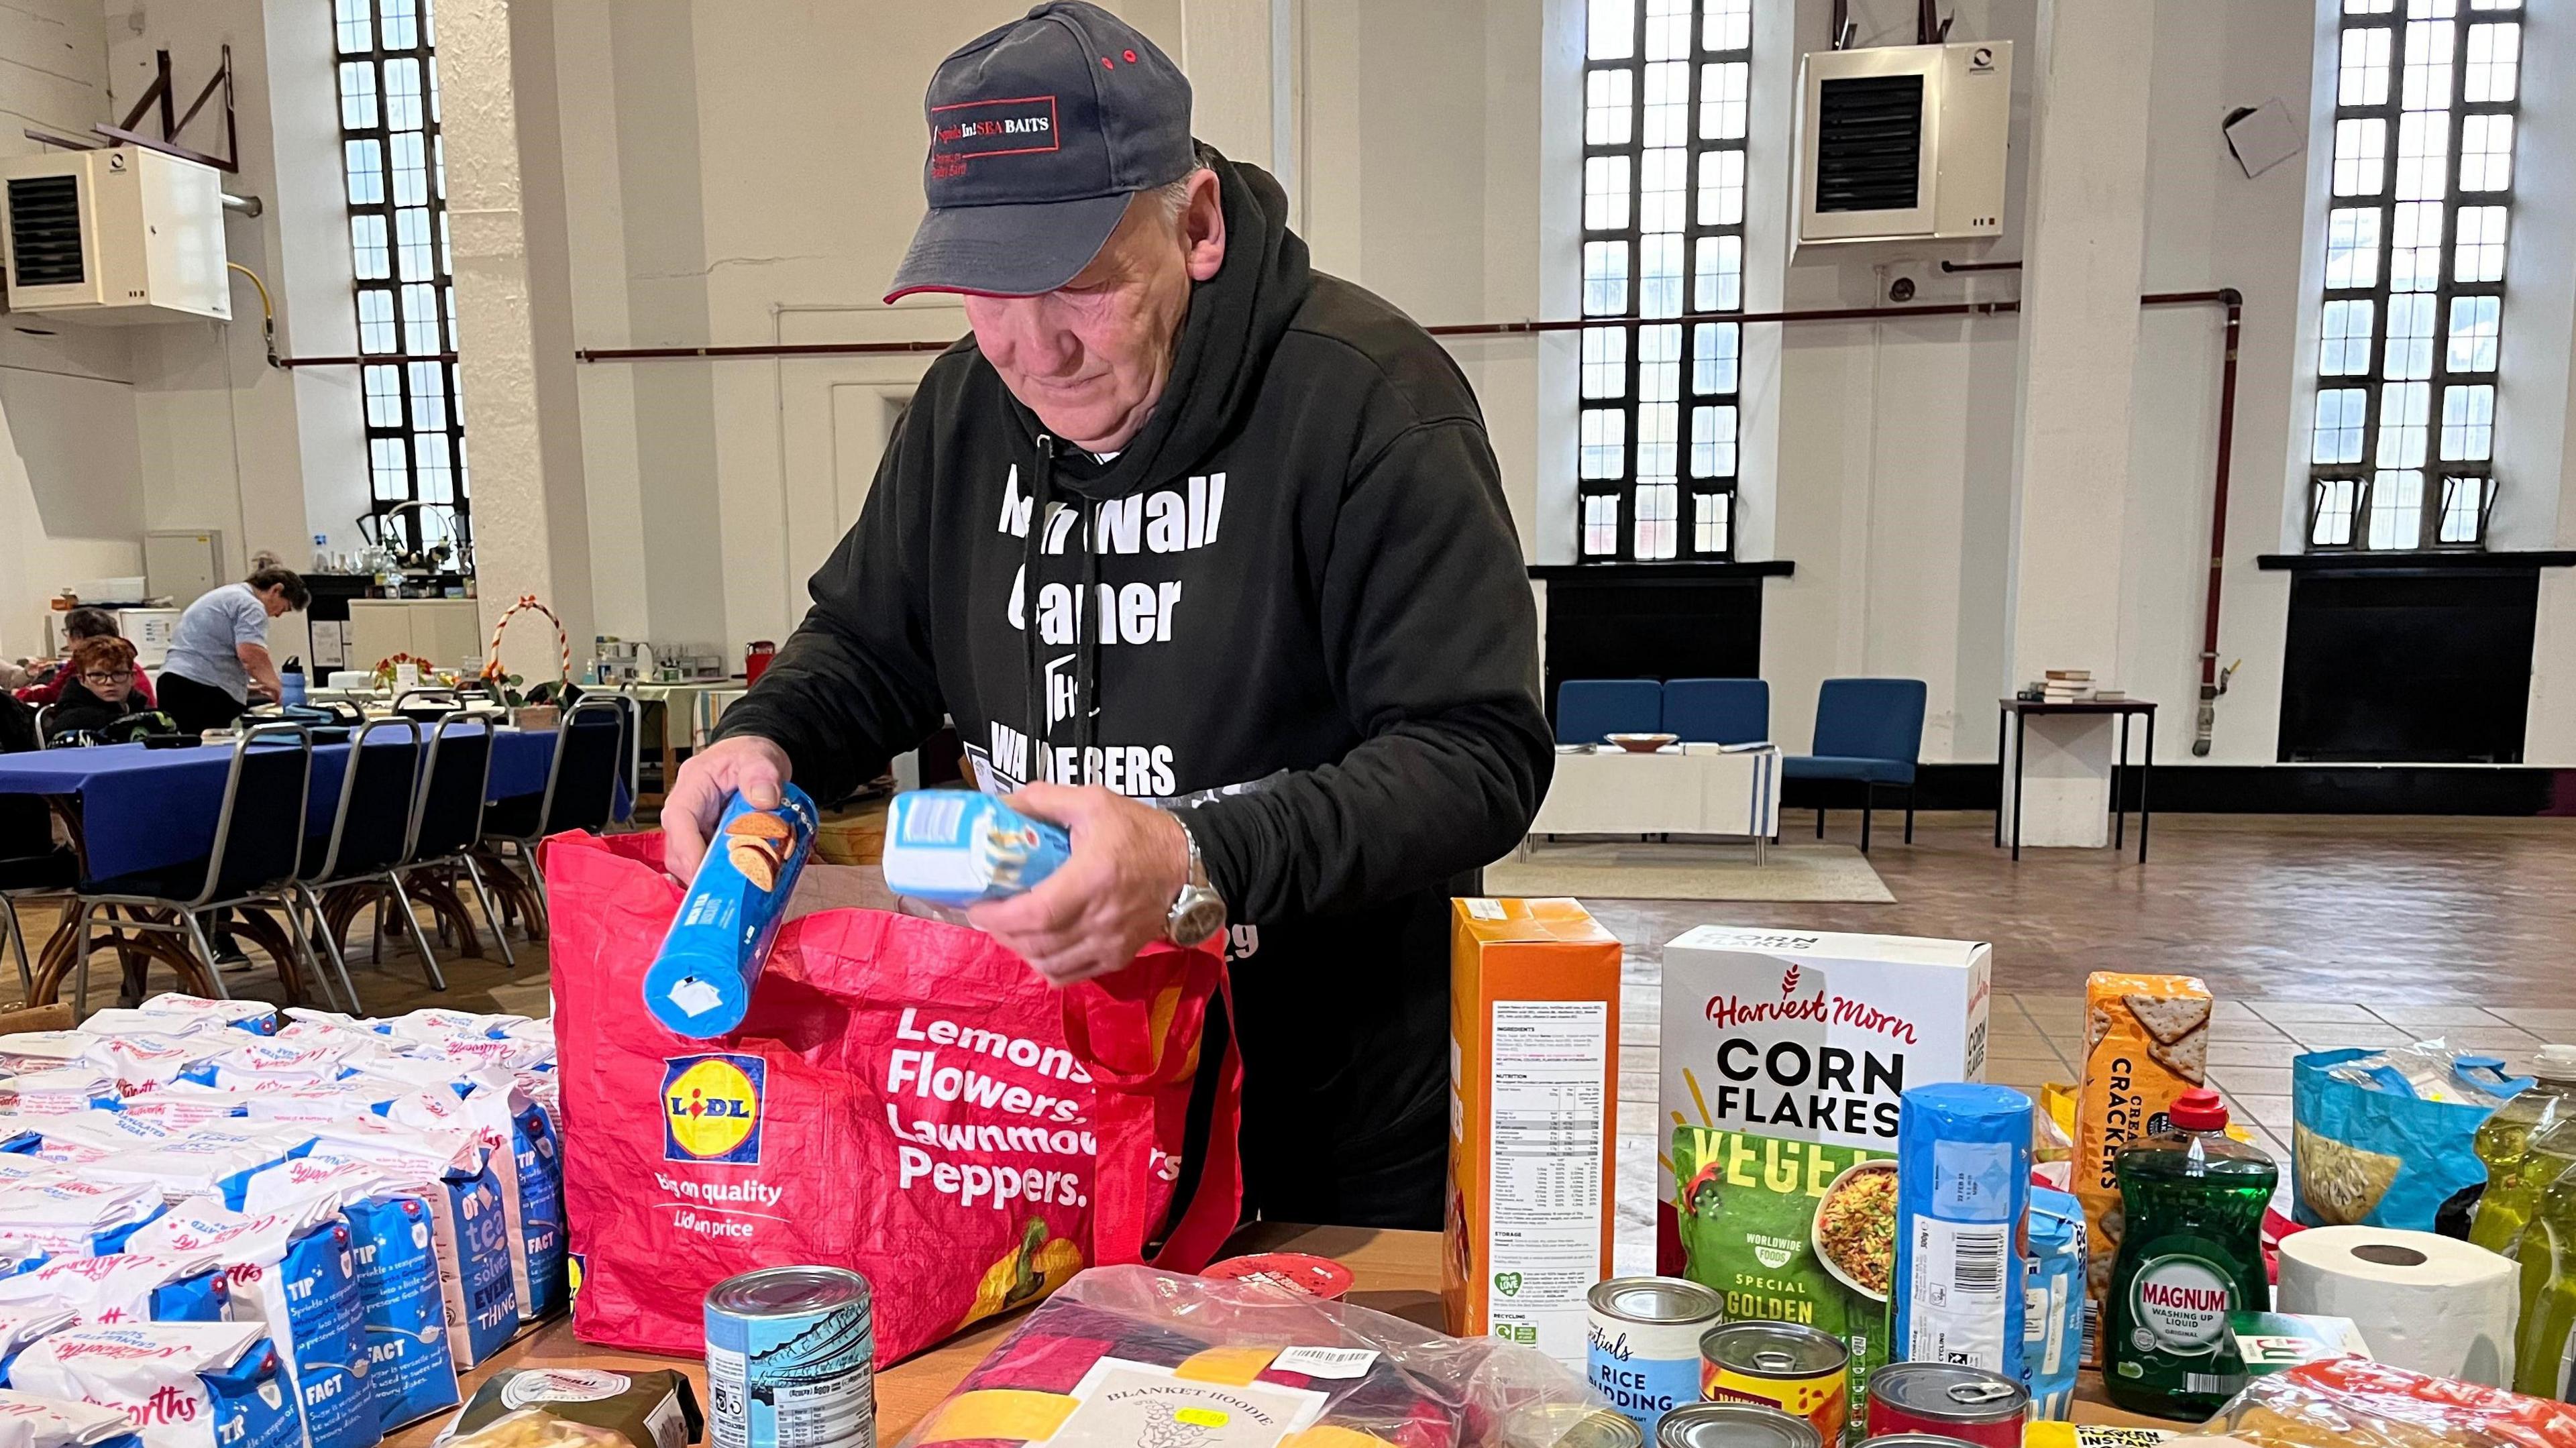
380;0;419;49
415;433;453;504
1696;148;1744;226
2400;17;2454;111
2440;384;2495;459
357;288;397;353
2341;25;2393;105
1640;234;1682;318
1693;322;1739;394
2447;294;2500;372
1585;68;1634;146
1693;492;1730;555
2438;476;2488;543
2319;298;2374;375
1580;327;1627;400
1643;0;1687;60
1690;404;1737;478
2313;388;2369;465
1642;60;1688;146
384;57;424;131
395;207;434;280
1587;0;1633;60
1693;235;1742;313
1582;240;1629;315
337;0;374;53
2394;109;2448;201
2312;478;2358;547
1641;148;1686;231
1700;61;1749;140
1638;324;1681;402
2325;207;2381;288
2367;469;2423;549
402;281;441;353
350;215;390;280
2333;118;2385;197
1583;495;1619;556
2347;0;2396;11
370;437;409;500
2464;21;2518;101
339;63;378;129
2390;201;2443;291
363;365;403;427
2459;113;2513;190
1584;156;1631;231
408;360;448;429
1580;409;1626;479
2455;205;2507;282
1703;0;1752;50
1633;482;1678;560
344;139;384;205
2377;380;2430;467
2382;292;2435;380
1636;402;1678;478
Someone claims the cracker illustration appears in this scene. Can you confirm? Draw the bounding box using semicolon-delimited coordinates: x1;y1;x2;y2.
2148;1025;2209;1084
2125;993;2212;1045
724;812;792;844
728;840;780;891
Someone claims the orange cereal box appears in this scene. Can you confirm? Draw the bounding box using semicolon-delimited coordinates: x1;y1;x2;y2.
1443;897;1622;1368
2075;970;2214;1364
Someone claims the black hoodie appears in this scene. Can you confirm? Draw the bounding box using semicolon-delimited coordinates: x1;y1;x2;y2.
717;150;1552;1219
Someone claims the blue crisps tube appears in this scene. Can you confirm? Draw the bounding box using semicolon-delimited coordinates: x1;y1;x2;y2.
1892;1081;2033;1378
645;785;820;1038
880;790;1071;906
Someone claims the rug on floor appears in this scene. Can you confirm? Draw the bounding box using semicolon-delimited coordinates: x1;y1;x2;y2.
1483;840;1894;903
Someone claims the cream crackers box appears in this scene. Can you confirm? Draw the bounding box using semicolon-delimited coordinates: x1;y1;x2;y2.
1657;926;1992;1270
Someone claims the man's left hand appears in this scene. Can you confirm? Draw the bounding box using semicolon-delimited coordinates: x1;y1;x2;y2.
968;783;1190;985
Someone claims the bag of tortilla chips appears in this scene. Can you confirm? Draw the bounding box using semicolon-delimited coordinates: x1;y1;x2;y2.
2291;1046;2521;1235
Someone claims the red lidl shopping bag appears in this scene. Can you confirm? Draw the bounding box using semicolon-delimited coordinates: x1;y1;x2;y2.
546;829;1242;1362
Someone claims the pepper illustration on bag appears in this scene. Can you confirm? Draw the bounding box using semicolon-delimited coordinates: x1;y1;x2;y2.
965;1218;1086;1328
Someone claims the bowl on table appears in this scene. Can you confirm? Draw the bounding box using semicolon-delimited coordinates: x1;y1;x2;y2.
1604;732;1679;753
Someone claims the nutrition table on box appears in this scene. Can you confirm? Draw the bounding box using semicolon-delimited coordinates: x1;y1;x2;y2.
382;1224;2171;1448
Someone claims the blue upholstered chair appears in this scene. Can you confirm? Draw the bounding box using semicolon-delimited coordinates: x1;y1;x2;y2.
1662;678;1770;746
1554;679;1662;746
1784;678;1927;852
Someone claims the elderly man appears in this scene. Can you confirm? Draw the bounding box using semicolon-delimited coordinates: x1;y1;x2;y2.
667;1;1549;1227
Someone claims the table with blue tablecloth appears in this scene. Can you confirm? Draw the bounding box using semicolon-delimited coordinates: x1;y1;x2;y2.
0;728;555;883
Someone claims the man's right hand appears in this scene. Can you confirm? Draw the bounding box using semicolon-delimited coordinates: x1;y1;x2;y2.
663;734;794;884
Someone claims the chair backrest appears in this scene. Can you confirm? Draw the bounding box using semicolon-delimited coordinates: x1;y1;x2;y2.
196;724;313;903
537;698;629;836
1555;678;1664;745
310;718;423;883
1811;677;1928;765
410;714;495;861
28;706;51;751
1662;677;1770;745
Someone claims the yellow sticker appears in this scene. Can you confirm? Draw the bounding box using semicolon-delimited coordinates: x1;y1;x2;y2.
1175;1409;1230;1429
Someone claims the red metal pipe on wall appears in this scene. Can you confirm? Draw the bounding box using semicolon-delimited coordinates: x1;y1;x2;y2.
568;289;2250;742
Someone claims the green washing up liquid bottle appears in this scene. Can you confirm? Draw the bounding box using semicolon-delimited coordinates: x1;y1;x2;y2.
2472;1043;2576;1398
2104;1089;2277;1420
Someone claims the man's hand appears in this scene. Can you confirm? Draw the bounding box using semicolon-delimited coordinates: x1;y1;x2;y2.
664;734;794;884
969;783;1191;986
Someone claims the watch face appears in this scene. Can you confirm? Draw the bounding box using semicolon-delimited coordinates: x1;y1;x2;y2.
1171;892;1226;946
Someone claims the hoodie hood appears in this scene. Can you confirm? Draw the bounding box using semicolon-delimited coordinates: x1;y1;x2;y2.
1004;144;1311;499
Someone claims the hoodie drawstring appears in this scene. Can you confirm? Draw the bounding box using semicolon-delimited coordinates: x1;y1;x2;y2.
1078;499;1101;765
1022;435;1108;787
1024;435;1055;782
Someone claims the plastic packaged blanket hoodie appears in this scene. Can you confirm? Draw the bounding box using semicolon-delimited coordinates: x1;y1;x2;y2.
894;1266;1603;1448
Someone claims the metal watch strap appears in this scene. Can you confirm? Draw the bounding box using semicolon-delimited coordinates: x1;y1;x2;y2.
1165;814;1226;946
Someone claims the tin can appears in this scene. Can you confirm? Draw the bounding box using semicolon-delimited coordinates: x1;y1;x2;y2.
706;1266;875;1448
1858;1438;1983;1447
1655;1402;1823;1448
1201;1252;1354;1299
1588;1276;1724;1436
1699;1322;1849;1446
1863;1362;2027;1448
1509;1404;1649;1448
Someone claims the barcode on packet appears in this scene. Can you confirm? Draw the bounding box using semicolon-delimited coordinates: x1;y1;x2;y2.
2081;1300;2099;1363
2186;1373;2244;1396
1951;1226;2007;1296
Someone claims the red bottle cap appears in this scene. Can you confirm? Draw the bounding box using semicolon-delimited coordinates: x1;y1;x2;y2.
2169;1087;2228;1132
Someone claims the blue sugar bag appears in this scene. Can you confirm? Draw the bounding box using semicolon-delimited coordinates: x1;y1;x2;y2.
1893;1081;2032;1378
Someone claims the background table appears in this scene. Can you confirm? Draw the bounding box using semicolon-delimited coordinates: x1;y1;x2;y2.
382;1224;2169;1447
1995;698;2157;862
0;728;554;882
1527;744;1781;859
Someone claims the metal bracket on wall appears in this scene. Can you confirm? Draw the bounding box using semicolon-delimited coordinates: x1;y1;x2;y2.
95;45;238;174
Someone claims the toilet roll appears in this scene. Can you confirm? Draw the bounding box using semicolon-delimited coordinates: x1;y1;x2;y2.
2276;1225;2517;1386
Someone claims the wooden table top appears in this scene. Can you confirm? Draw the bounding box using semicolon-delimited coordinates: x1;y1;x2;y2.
386;1224;2174;1445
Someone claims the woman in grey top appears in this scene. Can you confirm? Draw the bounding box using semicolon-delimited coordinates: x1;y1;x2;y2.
156;565;309;734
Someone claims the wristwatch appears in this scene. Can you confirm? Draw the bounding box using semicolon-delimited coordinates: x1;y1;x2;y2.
1165;814;1228;946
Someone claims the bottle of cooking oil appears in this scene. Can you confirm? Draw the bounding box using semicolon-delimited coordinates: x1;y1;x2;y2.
2472;1044;2576;1398
2104;1089;2277;1421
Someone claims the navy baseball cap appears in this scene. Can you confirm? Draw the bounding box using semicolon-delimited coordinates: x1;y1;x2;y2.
885;3;1196;302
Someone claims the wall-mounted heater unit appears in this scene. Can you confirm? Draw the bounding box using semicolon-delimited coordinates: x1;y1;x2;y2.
1796;40;2012;246
0;146;229;323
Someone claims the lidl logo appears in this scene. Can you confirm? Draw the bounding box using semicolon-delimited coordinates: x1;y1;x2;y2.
661;1054;765;1164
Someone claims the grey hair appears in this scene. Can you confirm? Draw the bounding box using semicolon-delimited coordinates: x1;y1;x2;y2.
1155;168;1211;223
